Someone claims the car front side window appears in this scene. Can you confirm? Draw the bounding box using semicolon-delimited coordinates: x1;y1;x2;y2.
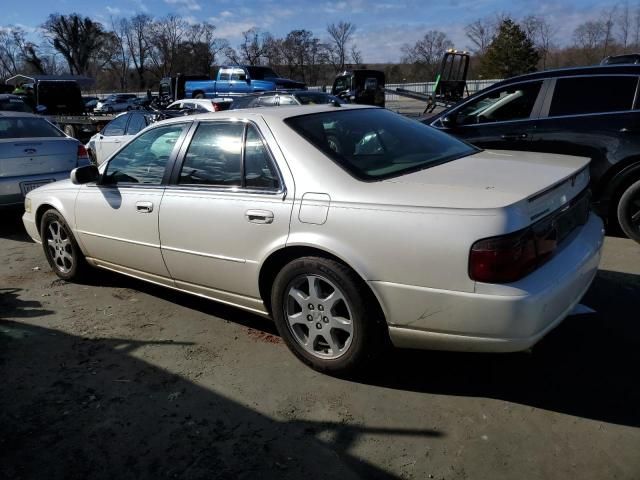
102;115;128;136
456;81;543;125
103;123;187;185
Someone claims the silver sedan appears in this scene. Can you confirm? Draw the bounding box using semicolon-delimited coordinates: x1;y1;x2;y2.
22;105;604;374
0;112;89;207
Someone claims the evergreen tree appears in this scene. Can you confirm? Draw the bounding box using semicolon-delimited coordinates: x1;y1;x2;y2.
481;19;540;78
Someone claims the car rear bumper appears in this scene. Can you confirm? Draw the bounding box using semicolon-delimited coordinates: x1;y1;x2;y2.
372;213;605;353
0;172;69;207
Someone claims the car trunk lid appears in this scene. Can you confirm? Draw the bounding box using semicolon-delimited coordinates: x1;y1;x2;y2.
0;137;78;178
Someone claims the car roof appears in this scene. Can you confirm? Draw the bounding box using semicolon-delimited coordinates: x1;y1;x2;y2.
492;64;640;87
234;90;329;99
155;104;375;126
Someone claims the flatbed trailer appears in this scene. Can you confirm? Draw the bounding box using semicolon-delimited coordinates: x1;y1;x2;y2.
5;74;115;143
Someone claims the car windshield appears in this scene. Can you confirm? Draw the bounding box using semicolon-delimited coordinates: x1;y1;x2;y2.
295;92;343;105
0;98;33;113
0;117;64;139
285;108;477;181
246;67;279;80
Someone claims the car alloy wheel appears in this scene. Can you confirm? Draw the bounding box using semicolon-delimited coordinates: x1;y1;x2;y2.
45;220;74;274
284;274;354;359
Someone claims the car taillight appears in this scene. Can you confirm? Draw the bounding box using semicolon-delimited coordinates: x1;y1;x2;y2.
211;101;220;112
77;144;89;164
469;224;558;284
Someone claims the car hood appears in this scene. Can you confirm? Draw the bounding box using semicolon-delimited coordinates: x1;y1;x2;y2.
367;149;590;215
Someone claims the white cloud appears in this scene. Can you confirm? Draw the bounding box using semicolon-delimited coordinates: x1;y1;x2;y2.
165;0;202;12
106;6;121;15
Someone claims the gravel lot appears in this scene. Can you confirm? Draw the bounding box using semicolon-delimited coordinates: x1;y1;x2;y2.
1;209;639;480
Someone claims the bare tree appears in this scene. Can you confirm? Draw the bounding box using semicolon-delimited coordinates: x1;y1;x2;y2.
109;18;130;90
401;30;453;78
326;21;356;72
234;28;267;66
601;4;618;57
573;20;606;63
618;1;631;51
42;13;108;75
185;22;228;74
350;44;363;67
465;17;495;54
122;14;152;89
148;15;188;77
522;15;557;69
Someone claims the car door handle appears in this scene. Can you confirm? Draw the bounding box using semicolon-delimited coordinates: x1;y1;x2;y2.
245;209;274;224
501;133;528;140
620;127;640;133
136;201;154;213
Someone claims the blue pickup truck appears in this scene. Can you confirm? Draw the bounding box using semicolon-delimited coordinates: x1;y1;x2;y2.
185;66;306;99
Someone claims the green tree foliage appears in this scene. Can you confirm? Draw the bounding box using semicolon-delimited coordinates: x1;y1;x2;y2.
481;18;540;78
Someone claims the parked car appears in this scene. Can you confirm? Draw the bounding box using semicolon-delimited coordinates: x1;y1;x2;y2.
331;69;386;107
166;99;227;113
83;96;100;111
94;94;139;113
0;94;33;113
0;112;90;208
230;91;344;110
86;111;153;165
22;106;603;373
185;65;306;100
425;64;640;243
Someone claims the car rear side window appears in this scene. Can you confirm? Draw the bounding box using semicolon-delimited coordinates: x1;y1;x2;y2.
244;125;280;190
179;122;244;186
549;76;638;116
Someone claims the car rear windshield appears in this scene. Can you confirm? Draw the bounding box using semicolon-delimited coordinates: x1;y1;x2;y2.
284;108;478;181
0;117;64;139
295;92;341;105
0;98;33;113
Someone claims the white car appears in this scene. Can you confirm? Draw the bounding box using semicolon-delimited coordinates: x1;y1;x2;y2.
94;94;139;113
22;105;604;374
166;99;229;113
86;111;152;165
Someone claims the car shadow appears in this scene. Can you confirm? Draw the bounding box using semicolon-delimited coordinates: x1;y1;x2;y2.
357;269;640;428
75;266;640;429
0;319;440;479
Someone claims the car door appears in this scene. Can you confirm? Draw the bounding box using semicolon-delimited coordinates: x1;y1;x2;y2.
75;122;191;283
95;113;130;165
529;74;639;186
158;119;294;311
216;68;233;94
432;79;546;151
230;68;251;95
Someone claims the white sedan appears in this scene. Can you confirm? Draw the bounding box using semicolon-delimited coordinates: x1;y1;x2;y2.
86;111;153;165
22;105;604;374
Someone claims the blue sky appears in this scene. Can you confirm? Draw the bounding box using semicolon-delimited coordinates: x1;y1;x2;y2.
3;0;620;62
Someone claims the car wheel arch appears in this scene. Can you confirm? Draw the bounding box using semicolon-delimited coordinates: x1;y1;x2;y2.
258;245;388;321
599;157;640;220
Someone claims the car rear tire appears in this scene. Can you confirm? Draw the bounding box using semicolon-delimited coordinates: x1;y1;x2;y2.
63;125;76;138
40;209;88;281
270;256;387;375
618;179;640;243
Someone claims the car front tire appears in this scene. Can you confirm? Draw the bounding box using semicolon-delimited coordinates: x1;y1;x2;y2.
271;256;386;375
618;179;640;243
40;209;88;281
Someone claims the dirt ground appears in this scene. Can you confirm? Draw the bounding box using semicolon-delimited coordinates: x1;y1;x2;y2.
1;209;639;480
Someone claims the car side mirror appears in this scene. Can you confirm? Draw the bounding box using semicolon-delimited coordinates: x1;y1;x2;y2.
71;165;99;185
440;114;458;128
